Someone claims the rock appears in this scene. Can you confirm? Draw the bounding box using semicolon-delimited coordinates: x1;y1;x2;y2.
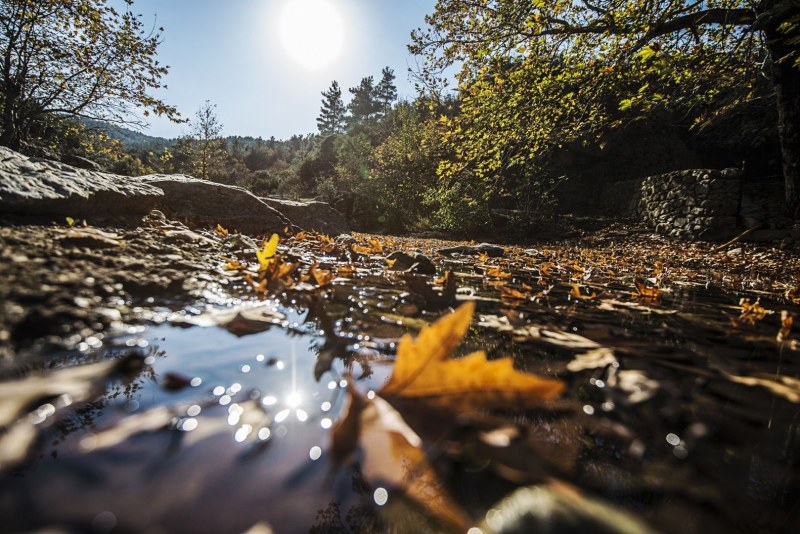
134;175;291;235
727;247;743;256
0;146;162;219
386;250;436;275
260;197;349;235
436;243;505;257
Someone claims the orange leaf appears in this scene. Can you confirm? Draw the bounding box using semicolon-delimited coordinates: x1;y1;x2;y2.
381;302;563;411
634;279;661;300
500;285;527;301
778;310;794;342
214;223;228;237
570;283;600;301
485;267;511;280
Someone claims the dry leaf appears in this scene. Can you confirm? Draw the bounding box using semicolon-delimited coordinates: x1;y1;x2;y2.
726;373;800;403
215;223;229;237
485;267;512;280
331;387;470;532
634;279;662;300
381;302;563;411
500;285;527;302
256;234;279;273
570;284;600;301
778;310;794;342
737;297;771;325
306;263;333;287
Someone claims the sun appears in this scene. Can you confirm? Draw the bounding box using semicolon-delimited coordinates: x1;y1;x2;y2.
278;0;344;71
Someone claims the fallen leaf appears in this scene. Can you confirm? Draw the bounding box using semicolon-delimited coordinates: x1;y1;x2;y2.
404;272;457;309
726;373;800;403
634;279;662;300
308;263;333;287
256;234;279;273
381;302;563;411
485;267;512;280
331;387;470;532
778;310;794;342
570;284;600;301
566;348;618;372
215;224;229;237
499;285;527;303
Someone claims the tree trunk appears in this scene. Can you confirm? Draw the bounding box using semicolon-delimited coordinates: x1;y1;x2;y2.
764;3;800;215
0;89;21;150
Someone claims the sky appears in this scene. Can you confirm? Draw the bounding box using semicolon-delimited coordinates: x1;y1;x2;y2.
121;0;438;140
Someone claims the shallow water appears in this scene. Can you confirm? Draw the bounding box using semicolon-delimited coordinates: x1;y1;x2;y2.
1;256;799;533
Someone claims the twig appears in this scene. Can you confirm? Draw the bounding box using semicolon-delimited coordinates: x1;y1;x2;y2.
710;222;767;253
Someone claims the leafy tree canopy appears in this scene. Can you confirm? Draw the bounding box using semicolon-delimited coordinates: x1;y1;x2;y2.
0;0;180;150
412;0;800;210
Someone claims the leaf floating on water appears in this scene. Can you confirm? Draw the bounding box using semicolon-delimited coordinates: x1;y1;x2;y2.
331;388;470;532
726;373;800;403
172;304;286;336
634;279;662;300
0;355;145;470
566;348;618;372
381;302;563;411
607;368;659;404
476;484;658;534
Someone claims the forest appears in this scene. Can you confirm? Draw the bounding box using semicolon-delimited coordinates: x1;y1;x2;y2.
2;1;800;533
3;1;798;235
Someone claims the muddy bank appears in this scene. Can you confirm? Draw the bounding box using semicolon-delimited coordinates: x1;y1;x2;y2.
0;211;260;369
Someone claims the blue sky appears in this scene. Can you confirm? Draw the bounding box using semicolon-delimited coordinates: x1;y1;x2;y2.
123;0;437;140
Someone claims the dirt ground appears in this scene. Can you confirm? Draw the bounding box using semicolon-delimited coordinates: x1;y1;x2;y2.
2;212;800;371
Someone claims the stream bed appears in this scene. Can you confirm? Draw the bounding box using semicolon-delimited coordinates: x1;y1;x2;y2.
1;233;799;533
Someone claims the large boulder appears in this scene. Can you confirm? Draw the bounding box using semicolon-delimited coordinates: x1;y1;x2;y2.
260;197;349;235
0;146;162;218
135;175;291;235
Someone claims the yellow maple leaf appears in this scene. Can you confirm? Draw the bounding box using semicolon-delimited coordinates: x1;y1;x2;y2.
256;233;279;272
215;223;229;237
381;302;563;410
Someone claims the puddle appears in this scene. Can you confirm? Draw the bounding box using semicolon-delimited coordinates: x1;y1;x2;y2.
1;241;799;533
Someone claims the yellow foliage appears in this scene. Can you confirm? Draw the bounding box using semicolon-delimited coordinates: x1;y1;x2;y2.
256;233;279;272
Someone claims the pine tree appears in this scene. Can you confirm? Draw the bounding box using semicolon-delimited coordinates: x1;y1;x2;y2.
316;81;345;134
374;67;398;117
347;76;377;125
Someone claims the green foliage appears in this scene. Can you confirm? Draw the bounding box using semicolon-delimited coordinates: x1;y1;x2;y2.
317;81;346;134
369;103;439;232
410;0;800;211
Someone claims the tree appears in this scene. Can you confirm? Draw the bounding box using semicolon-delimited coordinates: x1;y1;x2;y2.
347;76;377;125
370;103;440;231
374;67;398;117
317;80;345;134
0;0;180;150
187;100;224;180
412;0;800;212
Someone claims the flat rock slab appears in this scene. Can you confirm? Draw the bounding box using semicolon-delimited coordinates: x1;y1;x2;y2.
0;146;162;218
260;197;349;235
437;243;505;257
133;175;292;236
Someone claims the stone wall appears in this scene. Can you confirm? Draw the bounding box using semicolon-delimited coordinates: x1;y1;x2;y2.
638;168;741;240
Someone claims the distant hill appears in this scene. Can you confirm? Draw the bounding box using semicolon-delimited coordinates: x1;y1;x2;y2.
81;119;176;151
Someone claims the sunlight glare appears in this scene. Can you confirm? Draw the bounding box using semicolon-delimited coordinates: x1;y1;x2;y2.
279;0;344;70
